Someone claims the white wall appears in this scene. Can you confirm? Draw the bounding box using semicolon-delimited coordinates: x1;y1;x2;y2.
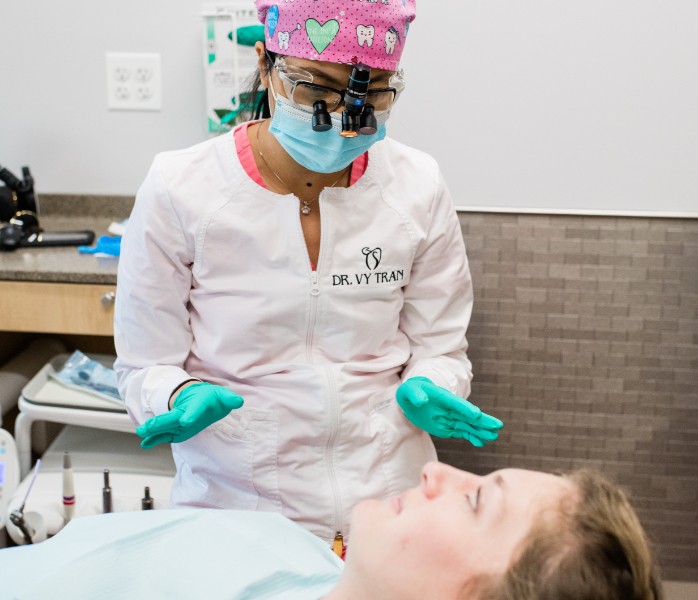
1;1;696;214
1;0;207;195
399;0;698;215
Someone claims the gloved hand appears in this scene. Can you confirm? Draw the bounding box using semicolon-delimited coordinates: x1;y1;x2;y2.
136;382;244;449
396;377;503;447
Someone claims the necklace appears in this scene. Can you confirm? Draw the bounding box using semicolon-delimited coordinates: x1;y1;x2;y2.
255;123;349;216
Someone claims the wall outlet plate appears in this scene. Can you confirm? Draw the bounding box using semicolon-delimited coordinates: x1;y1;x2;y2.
106;52;162;111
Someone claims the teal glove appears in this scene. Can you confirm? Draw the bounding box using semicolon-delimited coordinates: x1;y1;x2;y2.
136;382;244;449
396;377;503;446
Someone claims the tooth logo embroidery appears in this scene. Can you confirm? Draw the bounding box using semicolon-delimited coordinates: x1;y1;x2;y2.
277;24;301;51
363;247;382;270
305;18;340;54
385;26;399;54
357;24;375;47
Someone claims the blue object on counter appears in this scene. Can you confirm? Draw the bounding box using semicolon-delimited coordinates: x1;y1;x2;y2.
78;235;121;256
49;350;122;404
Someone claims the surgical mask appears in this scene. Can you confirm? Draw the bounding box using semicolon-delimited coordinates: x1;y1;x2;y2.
268;79;388;173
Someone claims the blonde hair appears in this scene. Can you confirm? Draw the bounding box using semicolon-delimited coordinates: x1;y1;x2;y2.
467;468;663;600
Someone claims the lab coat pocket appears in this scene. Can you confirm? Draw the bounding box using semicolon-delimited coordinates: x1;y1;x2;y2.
369;394;437;496
175;408;280;511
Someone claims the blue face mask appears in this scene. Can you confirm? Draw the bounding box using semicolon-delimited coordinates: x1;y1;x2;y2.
268;84;388;174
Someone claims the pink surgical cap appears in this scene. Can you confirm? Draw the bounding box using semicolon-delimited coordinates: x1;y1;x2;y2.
255;0;416;71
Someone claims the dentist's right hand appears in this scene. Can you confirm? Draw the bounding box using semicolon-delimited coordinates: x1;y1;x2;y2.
136;382;244;449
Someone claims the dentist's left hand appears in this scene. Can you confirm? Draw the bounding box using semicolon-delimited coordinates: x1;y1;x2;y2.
136;382;244;449
396;377;503;446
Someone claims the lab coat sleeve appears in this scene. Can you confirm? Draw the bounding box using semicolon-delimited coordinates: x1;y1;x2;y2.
114;157;196;424
399;171;474;399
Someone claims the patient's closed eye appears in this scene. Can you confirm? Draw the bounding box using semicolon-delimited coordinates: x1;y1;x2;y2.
467;487;481;512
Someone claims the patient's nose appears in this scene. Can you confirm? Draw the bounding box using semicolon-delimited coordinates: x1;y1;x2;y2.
421;461;483;498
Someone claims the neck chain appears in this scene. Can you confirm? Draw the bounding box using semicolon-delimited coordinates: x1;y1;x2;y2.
255;123;349;216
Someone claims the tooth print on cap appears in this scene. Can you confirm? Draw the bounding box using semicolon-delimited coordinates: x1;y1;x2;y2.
256;0;417;71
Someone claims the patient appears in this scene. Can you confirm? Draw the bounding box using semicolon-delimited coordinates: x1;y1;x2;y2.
333;462;663;600
1;462;662;600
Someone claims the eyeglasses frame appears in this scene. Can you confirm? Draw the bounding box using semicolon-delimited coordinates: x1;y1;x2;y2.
272;56;405;113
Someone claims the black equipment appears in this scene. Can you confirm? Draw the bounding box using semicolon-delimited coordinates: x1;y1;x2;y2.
0;164;95;251
0;165;37;219
311;100;332;132
340;63;376;138
309;62;379;137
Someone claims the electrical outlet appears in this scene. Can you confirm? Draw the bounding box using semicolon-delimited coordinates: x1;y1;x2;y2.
106;52;162;111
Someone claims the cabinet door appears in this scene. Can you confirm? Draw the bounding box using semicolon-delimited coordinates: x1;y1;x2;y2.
0;281;116;335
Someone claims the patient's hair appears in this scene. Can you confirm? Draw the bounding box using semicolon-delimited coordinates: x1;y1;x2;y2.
467;468;663;600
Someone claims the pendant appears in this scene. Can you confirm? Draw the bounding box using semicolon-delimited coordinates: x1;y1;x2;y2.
301;204;311;216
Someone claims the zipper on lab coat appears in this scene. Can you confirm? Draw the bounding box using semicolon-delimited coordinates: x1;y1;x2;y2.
306;270;320;360
302;208;344;547
324;367;343;548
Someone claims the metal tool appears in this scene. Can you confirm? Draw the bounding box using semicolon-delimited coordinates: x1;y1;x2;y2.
8;459;42;544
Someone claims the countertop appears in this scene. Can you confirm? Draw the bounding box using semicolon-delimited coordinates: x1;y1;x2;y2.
0;195;134;285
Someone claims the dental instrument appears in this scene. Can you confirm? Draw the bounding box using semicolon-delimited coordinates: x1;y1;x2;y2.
141;486;154;510
102;469;112;513
9;459;41;544
62;452;75;522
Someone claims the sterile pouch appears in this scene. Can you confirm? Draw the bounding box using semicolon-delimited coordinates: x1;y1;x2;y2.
49;351;123;405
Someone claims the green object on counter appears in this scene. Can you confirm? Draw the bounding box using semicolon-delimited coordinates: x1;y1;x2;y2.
230;25;265;47
396;377;503;446
136;382;244;448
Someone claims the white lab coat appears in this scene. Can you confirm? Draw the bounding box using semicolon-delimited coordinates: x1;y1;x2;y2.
114;126;474;543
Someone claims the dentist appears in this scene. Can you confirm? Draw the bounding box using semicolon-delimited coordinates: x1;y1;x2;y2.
114;0;502;554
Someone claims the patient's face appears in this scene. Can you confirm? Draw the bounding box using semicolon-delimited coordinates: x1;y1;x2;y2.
348;462;575;598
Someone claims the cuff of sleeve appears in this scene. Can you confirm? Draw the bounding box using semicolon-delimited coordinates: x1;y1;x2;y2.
147;371;197;416
403;369;459;395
